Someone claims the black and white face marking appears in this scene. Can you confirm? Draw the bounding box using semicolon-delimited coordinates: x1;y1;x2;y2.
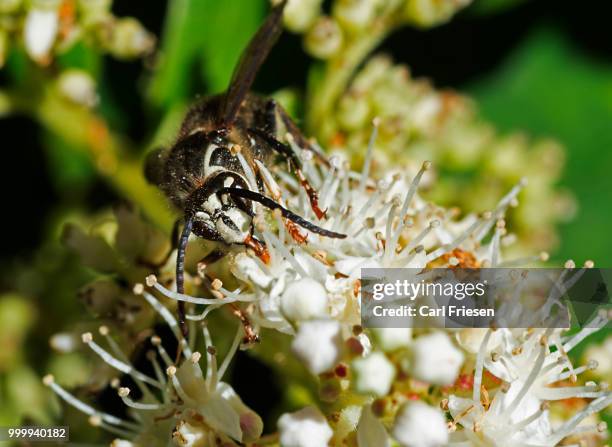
194;166;254;245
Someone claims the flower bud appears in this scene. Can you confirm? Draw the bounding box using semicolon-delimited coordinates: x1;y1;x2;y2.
334;0;379;32
278;406;333;447
337;90;370;131
404;0;472;28
352;352;395;396
371;327;412;351
102;17;155;59
57;69;98;107
392;401;449;447
283;0;323;33
411;331;464;385
24;4;59;64
292;319;342;374
304;16;343;59
281;277;328;322
78;0;112;23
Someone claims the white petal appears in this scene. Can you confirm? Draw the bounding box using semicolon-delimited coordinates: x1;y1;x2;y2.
24;8;58;63
411;331;464;385
392;401;448;447
57;69;98;107
231;253;273;289
371;327;412;351
292;319;342;374
352;352;395;397
283;0;323;33
281;277;328;322
217;383;263;442
197;393;242;441
278;406;333;447
357;404;390;447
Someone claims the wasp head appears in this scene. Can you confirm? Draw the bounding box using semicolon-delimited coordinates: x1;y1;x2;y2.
187;170;254;245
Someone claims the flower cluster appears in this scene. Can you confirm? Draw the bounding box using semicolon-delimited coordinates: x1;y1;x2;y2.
0;0;155;67
278;0;573;254
280;0;472;137
280;0;471;39
44;286;262;446
320;55;575;253
46;124;610;446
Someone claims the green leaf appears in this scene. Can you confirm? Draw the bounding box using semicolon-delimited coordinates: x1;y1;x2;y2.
466;28;612;266
148;0;266;110
147;0;205;108
198;0;266;94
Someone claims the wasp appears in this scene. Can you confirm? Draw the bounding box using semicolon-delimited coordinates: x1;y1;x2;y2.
145;0;346;340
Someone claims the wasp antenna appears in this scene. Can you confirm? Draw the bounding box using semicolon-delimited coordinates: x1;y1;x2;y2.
176;215;194;339
220;187;346;239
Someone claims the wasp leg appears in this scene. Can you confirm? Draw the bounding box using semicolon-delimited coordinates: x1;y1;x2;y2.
243;233;270;263
285;218;308;244
248;127;327;219
264;99;330;167
231;304;259;345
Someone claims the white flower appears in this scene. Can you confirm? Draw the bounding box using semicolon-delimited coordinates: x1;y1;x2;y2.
333;0;380;30
392;401;449;447
281;277;329;322
113;122;610;446
455;327;502;355
292;319;342;374
278;406;333;447
57;70;98;107
106;18;155;59
352;352;395;396
371;327;412;351
44;286;263;446
403;0;472;27
411;331;464;385
448;315;611;446
24;6;59;64
305;16;343;59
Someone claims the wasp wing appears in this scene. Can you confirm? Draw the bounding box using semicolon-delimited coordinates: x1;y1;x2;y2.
218;0;286;128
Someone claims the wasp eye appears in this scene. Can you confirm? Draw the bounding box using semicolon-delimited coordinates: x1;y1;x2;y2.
209;146;231;166
209;146;241;172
